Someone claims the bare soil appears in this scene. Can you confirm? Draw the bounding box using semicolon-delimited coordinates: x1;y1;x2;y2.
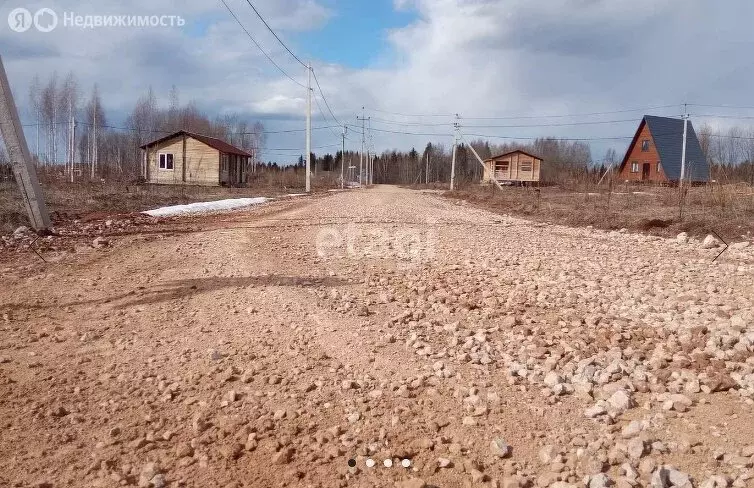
1;186;753;488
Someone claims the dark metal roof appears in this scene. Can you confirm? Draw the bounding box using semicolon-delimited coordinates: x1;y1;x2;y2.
139;130;252;157
485;149;543;161
621;116;709;182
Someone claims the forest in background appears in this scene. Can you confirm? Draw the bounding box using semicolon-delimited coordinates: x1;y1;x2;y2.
0;71;754;187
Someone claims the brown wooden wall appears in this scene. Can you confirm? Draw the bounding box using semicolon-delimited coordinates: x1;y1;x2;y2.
618;121;667;182
483;152;541;183
185;138;220;186
145;136;220;186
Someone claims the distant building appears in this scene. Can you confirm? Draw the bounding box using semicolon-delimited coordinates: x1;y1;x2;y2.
617;115;709;183
140;130;252;186
482;150;543;185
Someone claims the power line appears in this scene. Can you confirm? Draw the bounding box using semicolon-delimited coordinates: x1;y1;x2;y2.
464;133;634;142
242;0;307;68
369;116;643;129
312;92;343;139
346;124;745;142
219;0;306;89
311;68;342;126
364;104;679;120
463;118;641;128
365;107;455;118
692;113;754;120
370;117;452;127
347;125;451;137
26;120;340;135
264;143;342;151
688;103;754;111
460;105;679;120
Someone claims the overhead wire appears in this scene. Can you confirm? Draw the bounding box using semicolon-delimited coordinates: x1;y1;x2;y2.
311;68;343;127
312;92;345;139
242;0;308;68
364;104;680;120
218;0;306;89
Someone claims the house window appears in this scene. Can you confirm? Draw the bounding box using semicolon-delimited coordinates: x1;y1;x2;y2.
221;154;229;172
631;162;640;173
520;161;533;172
496;161;509;172
159;153;174;170
656;162;661;173
641;140;650;151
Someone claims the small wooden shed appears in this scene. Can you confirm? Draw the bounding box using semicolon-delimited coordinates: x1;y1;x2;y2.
483;150;543;185
140;130;252;187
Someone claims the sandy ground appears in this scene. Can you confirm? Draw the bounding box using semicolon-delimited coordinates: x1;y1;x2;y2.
1;186;753;488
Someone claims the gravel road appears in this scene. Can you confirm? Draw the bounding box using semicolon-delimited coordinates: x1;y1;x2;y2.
1;185;753;488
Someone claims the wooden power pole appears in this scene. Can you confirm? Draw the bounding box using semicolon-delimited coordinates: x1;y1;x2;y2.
0;56;50;231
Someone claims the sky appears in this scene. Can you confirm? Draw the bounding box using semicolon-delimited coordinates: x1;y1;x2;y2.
2;0;754;164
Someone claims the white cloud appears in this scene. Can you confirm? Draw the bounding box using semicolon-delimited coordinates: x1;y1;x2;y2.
2;0;754;161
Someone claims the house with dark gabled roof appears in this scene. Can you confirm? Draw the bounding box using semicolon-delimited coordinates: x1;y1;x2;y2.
140;130;252;187
617;115;710;183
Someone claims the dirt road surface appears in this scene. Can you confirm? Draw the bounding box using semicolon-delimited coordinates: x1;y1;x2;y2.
2;186;754;488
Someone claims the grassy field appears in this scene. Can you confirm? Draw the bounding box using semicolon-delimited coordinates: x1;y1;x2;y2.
444;182;754;241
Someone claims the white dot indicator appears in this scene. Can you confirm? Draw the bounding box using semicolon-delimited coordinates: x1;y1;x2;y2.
383;458;393;468
401;458;411;468
366;458;375;468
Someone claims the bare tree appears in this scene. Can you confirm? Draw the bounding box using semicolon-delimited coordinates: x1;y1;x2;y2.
745;127;754;185
697;123;712;162
40;72;58;164
81;84;106;178
59;72;79;177
28;75;42;161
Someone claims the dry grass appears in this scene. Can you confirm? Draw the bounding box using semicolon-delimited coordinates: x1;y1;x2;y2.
446;182;754;240
0;170;340;233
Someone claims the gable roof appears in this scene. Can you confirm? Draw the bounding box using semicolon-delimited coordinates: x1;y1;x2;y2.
620;116;709;182
485;149;543;161
140;130;252;157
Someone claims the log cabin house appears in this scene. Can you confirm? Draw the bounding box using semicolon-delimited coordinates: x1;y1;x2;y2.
140;130;252;187
482;150;543;185
616;115;710;184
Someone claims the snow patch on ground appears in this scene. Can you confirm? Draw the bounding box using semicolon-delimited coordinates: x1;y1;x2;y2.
143;197;270;217
286;193;308;197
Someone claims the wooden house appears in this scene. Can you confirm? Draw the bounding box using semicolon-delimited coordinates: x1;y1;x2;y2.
616;115;709;183
140;130;252;187
482;150;543;185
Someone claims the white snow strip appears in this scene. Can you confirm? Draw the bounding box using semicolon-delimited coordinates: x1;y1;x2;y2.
286;193;308;197
143;197;270;217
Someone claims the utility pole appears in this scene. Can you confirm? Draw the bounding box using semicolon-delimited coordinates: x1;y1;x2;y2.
0;56;50;231
461;133;505;191
67;98;72;179
305;63;312;193
368;117;373;185
450;114;460;190
357;108;368;187
340;125;347;190
680;105;689;190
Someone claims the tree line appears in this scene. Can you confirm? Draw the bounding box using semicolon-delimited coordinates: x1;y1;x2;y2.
7;73;754;188
698;123;754;184
25;72;267;180
311;138;595;187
